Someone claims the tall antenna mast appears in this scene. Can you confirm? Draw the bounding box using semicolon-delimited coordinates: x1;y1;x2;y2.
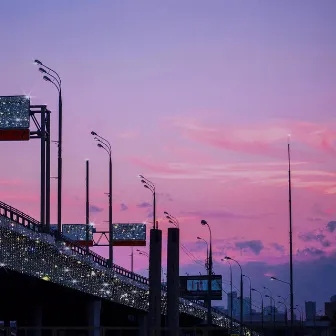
288;135;294;334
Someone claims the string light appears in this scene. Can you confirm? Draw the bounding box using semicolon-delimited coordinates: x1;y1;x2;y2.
0;216;259;336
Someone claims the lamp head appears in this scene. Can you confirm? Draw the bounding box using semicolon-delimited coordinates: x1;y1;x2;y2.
91;131;97;136
265;294;270;298
139;175;144;179
165;216;170;220
34;59;42;65
197;236;201;240
144;185;150;189
270;276;276;280
164;211;168;215
141;179;146;184
97;144;103;148
39;67;47;73
43;75;51;82
224;256;231;260
252;288;256;291
201;219;207;225
168;220;173;224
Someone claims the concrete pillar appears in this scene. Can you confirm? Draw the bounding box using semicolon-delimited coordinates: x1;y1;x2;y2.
167;227;180;336
148;229;162;336
139;314;148;336
23;304;42;336
87;299;101;336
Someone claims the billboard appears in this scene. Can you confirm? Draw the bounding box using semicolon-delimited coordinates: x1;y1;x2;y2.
112;223;146;246
180;275;222;300
0;96;30;141
50;224;96;246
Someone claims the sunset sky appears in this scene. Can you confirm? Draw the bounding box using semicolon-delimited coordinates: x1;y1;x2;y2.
1;0;336;314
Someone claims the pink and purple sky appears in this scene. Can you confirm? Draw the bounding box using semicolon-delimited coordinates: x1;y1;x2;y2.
1;0;336;314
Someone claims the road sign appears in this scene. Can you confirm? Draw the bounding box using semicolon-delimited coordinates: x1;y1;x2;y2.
0;129;30;141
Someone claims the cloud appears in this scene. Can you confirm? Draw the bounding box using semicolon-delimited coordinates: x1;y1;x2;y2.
120;203;128;211
89;204;104;213
235;240;264;255
306;217;323;222
298;230;331;248
296;247;325;257
158;192;174;202
169;117;336;158
326;221;336;233
181;210;265;220
271;243;285;253
137;201;152;209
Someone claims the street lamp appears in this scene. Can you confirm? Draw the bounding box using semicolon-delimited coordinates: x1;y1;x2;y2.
225;256;243;335
265;294;276;329
35;59;62;235
263;286;273;322
278;298;288;326
201;219;213;330
243;274;252;323
270;276;290;285
296;305;303;326
197;237;209;271
139;175;157;229
91;131;113;267
222;258;233;332
164;211;179;228
252;288;264;330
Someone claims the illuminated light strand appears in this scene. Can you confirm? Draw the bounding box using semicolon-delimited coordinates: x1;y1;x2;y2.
0;216;259;336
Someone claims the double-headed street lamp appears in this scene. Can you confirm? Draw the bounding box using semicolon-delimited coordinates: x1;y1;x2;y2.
35;59;62;235
139;175;157;229
252;288;264;330
225;256;243;335
201;219;213;330
91;131;113;267
243;274;252;323
265;294;276;328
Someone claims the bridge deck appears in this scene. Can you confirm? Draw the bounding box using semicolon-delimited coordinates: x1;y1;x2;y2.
0;200;257;336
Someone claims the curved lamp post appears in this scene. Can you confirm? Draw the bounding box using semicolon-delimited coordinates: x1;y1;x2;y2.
164;211;179;228
243;274;252;323
278;298;288;326
201;219;213;329
225;256;243;334
35;59;62;235
139;175;157;229
91;131;113;267
252;288;264;330
197;236;209;271
265;294;276;329
222;258;233;331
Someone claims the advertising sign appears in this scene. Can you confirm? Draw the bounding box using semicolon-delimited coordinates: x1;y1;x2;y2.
112;223;146;246
180;275;222;300
0;96;30;141
50;224;96;246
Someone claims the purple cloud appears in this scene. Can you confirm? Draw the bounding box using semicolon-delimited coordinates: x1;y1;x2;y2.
235;240;264;255
137;201;152;209
89;204;103;213
271;243;285;253
326;221;336;233
120;203;128;211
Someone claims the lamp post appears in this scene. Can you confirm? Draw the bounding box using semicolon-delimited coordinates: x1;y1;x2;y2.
243;275;252;323
201;220;213;331
222;258;233;332
225;256;243;335
288;138;294;335
139;175;157;229
35;60;62;235
91;131;113;267
296;305;303;327
252;288;264;330
197;236;209;271
278;299;288;327
265;295;276;329
263;286;273;322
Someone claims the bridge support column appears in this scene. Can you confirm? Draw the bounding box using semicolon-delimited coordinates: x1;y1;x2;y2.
167;227;180;336
87;299;101;336
23;303;42;336
148;228;162;336
138;314;148;336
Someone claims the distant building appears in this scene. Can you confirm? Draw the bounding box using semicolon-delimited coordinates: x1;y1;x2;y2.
325;295;336;321
305;301;316;321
